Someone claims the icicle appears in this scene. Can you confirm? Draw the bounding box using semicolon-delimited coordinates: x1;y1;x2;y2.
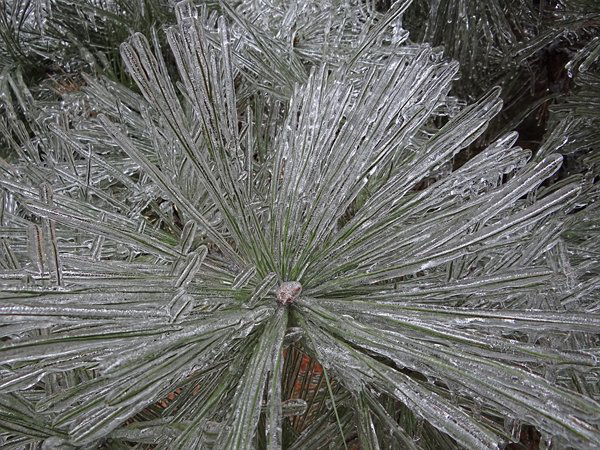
244;273;278;308
165;288;194;323
232;265;257;289
281;398;308;417
179;220;198;254
503;417;522;443
283;327;304;345
164;246;208;321
39;184;63;287
174;247;207;288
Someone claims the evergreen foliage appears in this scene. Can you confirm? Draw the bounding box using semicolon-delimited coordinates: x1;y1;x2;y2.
0;1;599;449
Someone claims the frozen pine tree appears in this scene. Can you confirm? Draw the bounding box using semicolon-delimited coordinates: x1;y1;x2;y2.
0;0;599;449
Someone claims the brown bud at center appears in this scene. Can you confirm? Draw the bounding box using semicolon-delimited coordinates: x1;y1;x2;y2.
276;281;302;305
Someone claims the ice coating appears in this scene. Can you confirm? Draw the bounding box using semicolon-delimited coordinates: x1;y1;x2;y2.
0;0;599;449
